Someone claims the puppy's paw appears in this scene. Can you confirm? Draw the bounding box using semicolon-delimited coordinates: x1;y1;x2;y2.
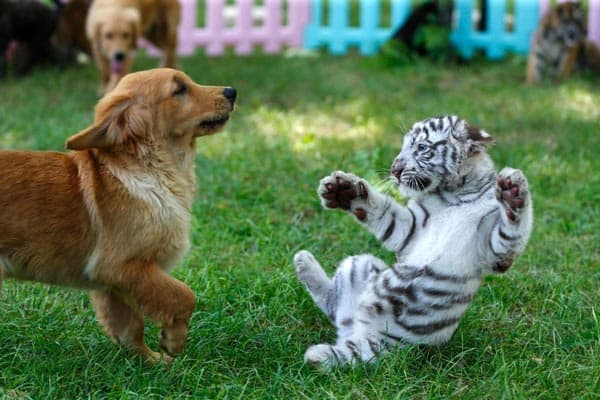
159;319;189;359
144;349;166;365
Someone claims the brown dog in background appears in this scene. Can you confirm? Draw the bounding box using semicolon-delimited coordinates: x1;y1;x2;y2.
86;0;180;94
0;68;236;363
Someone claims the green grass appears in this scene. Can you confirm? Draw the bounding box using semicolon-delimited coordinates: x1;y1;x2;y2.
0;51;599;399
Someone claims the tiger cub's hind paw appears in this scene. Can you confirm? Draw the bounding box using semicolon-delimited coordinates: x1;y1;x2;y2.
294;250;329;294
304;344;340;369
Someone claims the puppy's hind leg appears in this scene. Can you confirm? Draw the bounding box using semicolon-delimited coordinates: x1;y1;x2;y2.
91;290;162;363
98;261;196;361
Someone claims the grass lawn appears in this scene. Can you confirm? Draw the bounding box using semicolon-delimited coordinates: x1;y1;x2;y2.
0;50;598;399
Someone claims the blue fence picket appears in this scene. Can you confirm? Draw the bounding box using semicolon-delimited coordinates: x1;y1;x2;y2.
514;0;539;54
304;0;411;55
451;0;539;60
305;0;540;59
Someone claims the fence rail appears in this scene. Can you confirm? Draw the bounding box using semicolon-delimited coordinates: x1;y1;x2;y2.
139;0;600;59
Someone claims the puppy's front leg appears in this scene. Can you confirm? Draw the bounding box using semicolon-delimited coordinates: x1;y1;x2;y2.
162;15;178;68
98;261;196;361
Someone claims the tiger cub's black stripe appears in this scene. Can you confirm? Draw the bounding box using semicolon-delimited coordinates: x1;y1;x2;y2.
394;316;461;336
396;208;416;252
380;213;396;243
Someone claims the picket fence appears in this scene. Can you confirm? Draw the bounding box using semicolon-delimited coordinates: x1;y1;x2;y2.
452;0;600;59
142;0;310;56
303;0;410;55
141;0;600;59
451;0;539;59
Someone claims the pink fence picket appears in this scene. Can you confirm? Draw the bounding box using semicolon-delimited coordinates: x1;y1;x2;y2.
587;0;600;47
141;0;311;57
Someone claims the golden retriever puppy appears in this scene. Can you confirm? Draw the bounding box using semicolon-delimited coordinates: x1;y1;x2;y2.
86;0;180;94
0;68;237;363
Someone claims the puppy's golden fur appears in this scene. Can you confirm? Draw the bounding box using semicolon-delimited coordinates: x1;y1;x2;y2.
0;68;236;363
86;0;180;94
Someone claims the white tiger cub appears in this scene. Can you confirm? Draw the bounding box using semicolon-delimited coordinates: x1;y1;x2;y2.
294;115;533;368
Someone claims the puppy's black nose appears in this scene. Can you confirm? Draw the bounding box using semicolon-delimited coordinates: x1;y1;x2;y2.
223;87;237;104
114;52;125;62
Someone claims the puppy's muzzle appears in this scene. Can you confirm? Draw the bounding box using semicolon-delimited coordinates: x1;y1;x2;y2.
114;51;126;62
196;87;237;133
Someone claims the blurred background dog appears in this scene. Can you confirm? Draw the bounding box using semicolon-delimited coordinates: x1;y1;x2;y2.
86;0;180;94
0;0;90;78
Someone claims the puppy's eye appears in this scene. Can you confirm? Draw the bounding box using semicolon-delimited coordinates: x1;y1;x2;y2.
105;32;113;40
123;32;130;39
173;81;187;96
417;143;428;152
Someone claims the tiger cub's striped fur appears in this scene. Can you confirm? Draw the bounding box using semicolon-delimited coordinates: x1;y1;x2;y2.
527;1;600;84
294;115;533;368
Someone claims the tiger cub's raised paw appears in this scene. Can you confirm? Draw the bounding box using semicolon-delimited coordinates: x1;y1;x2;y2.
496;167;529;223
318;171;369;217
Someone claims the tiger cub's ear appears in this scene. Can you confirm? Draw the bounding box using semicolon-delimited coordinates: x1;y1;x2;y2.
465;124;494;154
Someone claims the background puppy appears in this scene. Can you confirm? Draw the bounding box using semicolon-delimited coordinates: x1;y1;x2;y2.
54;0;92;66
86;0;180;94
527;1;600;83
0;68;237;363
0;0;62;77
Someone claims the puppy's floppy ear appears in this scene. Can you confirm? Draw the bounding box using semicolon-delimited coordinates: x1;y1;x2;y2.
87;18;103;55
66;94;151;150
124;7;141;49
86;10;99;39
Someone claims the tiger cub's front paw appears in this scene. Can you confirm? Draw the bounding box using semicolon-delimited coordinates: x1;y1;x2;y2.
496;168;529;223
318;171;368;210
